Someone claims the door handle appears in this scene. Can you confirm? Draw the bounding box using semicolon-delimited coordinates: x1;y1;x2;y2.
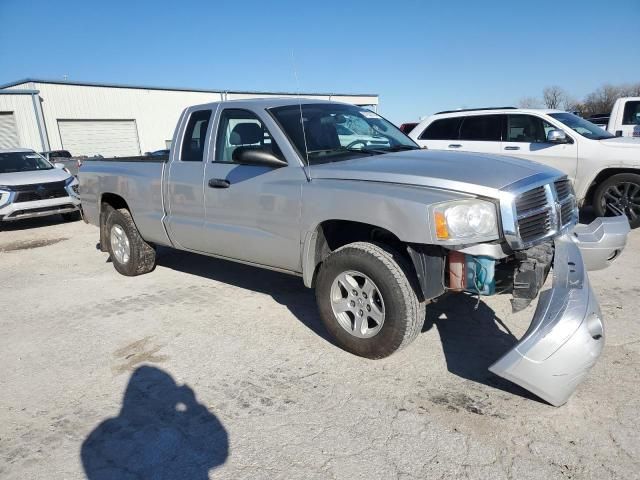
448;144;462;149
208;178;230;188
504;146;520;151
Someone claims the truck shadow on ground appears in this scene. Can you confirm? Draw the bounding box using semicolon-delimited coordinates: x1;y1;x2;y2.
81;365;228;479
157;248;541;402
156;247;335;344
423;292;542;402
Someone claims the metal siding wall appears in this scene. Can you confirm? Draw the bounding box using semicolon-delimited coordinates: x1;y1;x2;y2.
0;94;43;150
33;83;224;153
4;82;378;154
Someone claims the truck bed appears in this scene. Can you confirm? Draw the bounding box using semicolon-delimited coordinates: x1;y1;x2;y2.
79;156;171;247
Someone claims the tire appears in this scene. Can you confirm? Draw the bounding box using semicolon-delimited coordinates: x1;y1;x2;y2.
105;208;156;276
315;242;425;359
593;173;640;229
61;211;81;222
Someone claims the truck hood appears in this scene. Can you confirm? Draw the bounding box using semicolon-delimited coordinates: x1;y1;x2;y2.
599;137;640;149
0;168;71;187
310;150;562;196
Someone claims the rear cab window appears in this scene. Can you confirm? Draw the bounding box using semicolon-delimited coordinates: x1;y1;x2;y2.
180;110;212;162
622;101;640;125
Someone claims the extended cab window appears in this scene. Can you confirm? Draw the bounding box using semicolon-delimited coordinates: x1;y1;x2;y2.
419;117;462;140
181;110;211;162
459;115;502;141
506;115;553;143
215;109;283;163
622;101;640;125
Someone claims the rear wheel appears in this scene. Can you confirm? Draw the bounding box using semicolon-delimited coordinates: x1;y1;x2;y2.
105;208;156;276
315;242;425;359
593;173;640;228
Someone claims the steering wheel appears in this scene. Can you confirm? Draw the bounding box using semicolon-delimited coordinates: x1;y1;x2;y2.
346;140;368;150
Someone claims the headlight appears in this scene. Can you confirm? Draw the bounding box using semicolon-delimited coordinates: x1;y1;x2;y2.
0;190;10;208
65;176;79;196
431;199;499;242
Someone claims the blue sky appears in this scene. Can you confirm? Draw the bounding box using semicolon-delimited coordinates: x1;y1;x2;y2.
1;0;638;124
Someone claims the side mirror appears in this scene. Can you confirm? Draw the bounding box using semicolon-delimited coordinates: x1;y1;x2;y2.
234;148;287;168
53;162;66;169
546;129;569;144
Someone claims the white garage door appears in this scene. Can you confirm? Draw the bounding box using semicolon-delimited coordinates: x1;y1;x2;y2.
58;120;141;157
0;112;20;149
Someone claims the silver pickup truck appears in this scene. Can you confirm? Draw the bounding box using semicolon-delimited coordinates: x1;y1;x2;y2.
80;99;630;406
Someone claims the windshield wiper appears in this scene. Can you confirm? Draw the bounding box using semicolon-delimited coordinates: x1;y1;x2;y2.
384;145;421;152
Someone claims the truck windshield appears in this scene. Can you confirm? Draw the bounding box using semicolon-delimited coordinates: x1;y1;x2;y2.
269;103;420;165
0;151;53;174
549;112;614;140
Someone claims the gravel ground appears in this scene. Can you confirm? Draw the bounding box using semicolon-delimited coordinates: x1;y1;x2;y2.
0;216;639;479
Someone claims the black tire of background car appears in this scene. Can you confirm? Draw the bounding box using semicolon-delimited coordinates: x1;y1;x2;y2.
61;211;82;222
315;242;426;359
105;208;156;276
593;173;640;229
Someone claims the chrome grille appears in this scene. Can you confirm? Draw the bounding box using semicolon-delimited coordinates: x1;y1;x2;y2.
554;179;571;201
511;177;576;247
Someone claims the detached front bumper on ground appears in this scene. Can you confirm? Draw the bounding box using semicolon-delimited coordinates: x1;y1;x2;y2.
490;215;629;406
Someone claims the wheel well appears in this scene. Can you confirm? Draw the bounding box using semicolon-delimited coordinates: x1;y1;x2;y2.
101;193;129;212
308;220;408;286
584;168;640;206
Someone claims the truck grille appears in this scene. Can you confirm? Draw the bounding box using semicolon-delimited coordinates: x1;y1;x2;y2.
513;179;576;246
12;181;69;203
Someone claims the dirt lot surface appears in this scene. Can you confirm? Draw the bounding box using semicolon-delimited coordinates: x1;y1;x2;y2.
1;217;639;479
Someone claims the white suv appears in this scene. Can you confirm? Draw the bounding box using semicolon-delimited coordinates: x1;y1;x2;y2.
409;108;640;227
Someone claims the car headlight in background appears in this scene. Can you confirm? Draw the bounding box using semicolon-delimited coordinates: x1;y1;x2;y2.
65;176;80;196
0;190;9;208
432;199;499;242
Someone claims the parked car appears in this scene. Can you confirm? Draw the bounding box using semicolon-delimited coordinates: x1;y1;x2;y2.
587;114;610;128
606;97;640;137
409;107;640;227
399;122;419;134
80;99;629;406
40;150;83;177
0;149;81;222
144;149;171;157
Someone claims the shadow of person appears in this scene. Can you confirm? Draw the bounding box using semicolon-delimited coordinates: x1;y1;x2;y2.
423;292;541;402
155;247;334;346
81;366;228;480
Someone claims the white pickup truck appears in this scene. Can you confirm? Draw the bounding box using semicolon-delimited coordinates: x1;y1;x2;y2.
606;97;640;138
410;108;640;227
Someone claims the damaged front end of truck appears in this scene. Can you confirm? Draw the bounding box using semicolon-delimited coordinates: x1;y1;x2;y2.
412;176;630;406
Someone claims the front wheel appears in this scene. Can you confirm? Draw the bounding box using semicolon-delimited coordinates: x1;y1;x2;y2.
315;242;425;359
593;173;640;229
105;208;156;276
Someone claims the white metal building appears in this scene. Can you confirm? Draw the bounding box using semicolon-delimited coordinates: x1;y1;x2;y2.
0;79;379;156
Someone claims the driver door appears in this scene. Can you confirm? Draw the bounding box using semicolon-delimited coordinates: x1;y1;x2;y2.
199;108;306;271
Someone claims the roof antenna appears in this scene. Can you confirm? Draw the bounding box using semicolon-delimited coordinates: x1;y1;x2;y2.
291;50;311;179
